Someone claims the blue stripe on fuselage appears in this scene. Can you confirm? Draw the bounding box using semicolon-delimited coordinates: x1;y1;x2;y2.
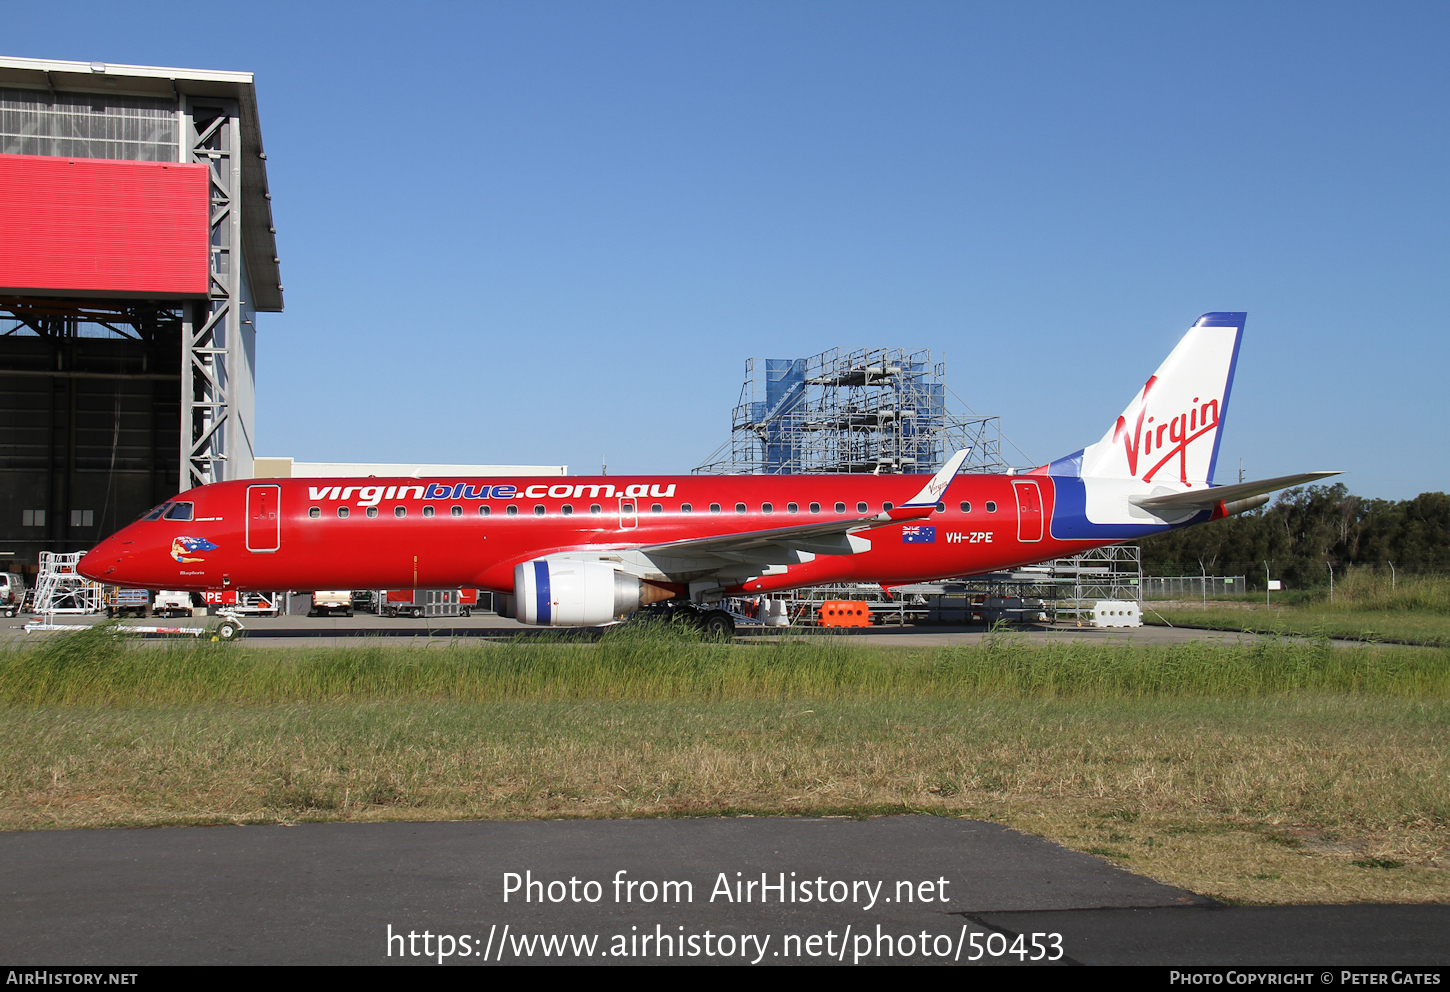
1049;476;1209;541
534;560;551;624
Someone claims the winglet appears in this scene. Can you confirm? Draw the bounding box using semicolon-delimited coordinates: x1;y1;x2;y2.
901;448;972;508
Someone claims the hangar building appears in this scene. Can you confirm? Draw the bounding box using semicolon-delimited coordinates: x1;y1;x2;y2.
0;55;280;569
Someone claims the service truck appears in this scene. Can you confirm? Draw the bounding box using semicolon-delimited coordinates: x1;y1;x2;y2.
153;590;198;619
309;591;353;617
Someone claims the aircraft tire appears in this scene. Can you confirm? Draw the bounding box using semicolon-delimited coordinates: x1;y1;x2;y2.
216;621;242;641
700;610;734;639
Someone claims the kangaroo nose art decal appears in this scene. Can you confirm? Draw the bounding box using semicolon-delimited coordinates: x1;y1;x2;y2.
171;536;219;563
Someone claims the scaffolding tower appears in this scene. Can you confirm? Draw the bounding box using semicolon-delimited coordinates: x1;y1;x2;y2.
694;348;1006;475
31;551;103;614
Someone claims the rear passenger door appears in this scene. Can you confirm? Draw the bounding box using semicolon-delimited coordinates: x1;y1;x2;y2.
1012;480;1043;543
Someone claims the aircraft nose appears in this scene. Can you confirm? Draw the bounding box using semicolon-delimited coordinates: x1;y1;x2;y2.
78;534;130;582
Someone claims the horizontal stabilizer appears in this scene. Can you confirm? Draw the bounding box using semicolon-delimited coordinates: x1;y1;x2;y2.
1129;471;1342;513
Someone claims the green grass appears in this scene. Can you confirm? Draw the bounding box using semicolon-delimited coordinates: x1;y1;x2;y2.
1148;573;1450;644
1150;606;1450;644
3;695;1447;904
3;624;1448;904
4;621;1450;704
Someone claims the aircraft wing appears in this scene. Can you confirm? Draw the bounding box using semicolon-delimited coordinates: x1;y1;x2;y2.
637;448;973;563
1129;471;1342;513
638;513;890;560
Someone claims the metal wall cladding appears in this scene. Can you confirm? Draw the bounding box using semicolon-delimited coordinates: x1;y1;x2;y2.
0;153;208;295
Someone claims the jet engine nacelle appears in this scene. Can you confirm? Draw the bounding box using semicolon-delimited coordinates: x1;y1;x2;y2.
512;559;671;626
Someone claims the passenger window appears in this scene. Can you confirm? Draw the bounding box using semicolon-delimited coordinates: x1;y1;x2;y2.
590;504;601;514
960;501;971;513
883;502;894;512
366;506;378;518
394;506;406;517
735;503;747;514
534;505;546;516
479;505;491;516
450;505;463;517
710;503;721;513
423;506;435;518
936;502;945;512
857;501;868;513
681;503;693;513
986;501;997;513
809;502;820;513
337;506;349;518
787;502;798;513
507;505;518;516
834;502;846;513
562;505;574;515
762;503;773;514
622;502;634;514
308;506;320;518
651;503;662;513
164;502;194;521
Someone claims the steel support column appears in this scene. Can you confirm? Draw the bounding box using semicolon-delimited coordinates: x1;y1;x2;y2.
182;96;255;491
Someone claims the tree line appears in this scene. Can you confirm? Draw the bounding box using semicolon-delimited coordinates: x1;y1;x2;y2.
1137;484;1450;588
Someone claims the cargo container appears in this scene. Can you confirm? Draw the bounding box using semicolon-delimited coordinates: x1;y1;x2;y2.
105;588;151;618
379;589;478;618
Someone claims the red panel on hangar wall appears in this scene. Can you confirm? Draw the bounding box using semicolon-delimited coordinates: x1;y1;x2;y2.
0;154;209;296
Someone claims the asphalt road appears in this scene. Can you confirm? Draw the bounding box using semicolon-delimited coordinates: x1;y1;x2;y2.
2;817;1445;966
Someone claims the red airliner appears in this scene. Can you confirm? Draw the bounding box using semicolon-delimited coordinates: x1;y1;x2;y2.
79;314;1336;635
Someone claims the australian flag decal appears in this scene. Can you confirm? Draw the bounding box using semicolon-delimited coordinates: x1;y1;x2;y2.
902;525;936;544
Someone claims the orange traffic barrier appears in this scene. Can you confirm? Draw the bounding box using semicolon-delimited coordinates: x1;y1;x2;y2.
818;600;871;627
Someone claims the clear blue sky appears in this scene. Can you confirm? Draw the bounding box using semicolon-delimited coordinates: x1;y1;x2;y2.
13;1;1448;498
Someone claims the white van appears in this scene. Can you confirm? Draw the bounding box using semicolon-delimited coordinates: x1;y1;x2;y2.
0;572;25;617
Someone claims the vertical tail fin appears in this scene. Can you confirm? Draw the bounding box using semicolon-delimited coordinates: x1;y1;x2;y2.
1075;312;1245;487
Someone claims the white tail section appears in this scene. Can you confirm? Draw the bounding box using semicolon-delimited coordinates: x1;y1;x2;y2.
1078;313;1244;487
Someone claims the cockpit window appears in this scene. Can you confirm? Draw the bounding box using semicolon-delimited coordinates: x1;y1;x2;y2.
140;502;171;521
163;502;194;521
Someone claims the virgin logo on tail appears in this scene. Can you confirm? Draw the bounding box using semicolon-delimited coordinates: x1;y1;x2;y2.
1111;375;1221;486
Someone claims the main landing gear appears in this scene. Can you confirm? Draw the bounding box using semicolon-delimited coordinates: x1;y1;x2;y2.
631;600;735;639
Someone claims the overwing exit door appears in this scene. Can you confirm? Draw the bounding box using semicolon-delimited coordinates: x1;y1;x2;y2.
618;496;638;529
